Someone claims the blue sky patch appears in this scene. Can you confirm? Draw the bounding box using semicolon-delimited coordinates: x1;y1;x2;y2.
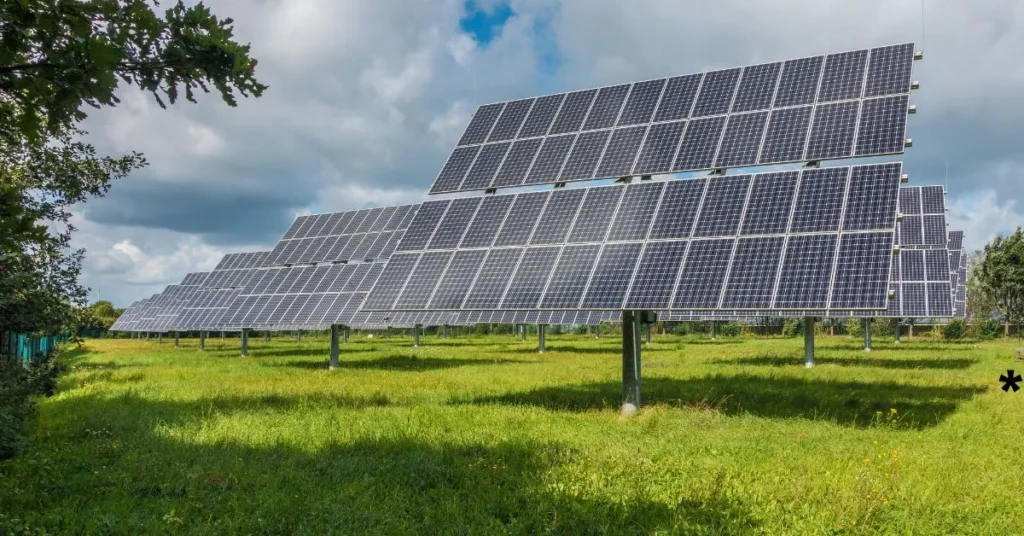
460;0;515;46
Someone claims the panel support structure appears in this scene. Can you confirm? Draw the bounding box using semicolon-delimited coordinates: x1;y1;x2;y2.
296;331;302;343
413;325;421;348
343;327;350;344
894;319;901;344
521;325;527;341
241;328;249;357
199;331;206;351
863;319;872;352
538;325;546;354
621;311;644;416
173;331;180;348
711;321;717;341
329;325;340;370
158;333;162;344
804;317;815;368
264;331;270;343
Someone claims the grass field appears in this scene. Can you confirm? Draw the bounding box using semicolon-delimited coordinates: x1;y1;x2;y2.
1;331;1022;534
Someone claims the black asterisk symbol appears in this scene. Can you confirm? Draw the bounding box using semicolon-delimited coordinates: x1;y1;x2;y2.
1000;370;1022;392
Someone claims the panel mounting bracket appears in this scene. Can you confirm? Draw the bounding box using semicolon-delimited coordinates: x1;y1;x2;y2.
708;167;726;176
615;176;634;184
553;182;567;189
484;187;497;195
803;160;821;169
640;174;653;181
914;50;924;60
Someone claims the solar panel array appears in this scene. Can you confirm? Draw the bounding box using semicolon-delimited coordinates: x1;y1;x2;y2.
430;43;916;194
897;185;947;247
366;163;902;314
264;205;416;267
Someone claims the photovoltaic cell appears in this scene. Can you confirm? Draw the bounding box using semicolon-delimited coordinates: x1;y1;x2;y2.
460;195;515;248
758;106;813;165
458;103;504;145
921;186;944;214
624;241;687;309
518;94;564;138
492;138;542;187
596;126;647;177
493;192;548;246
740;171;799;235
672;239;735;308
428;250;486;309
817;49;868;102
530;189;586;245
789;167;849;233
607;182;664;241
843;163;901;231
541;245;601;308
580;243;644;308
691;68;741;117
428;197;481;250
583;84;630;130
549;90;597;134
488;98;534;142
899;215;923;246
654;74;702;122
924;249;949;281
567;187;624;243
865;43;915;97
460;142;511;190
927;282;953;316
500;247;560;308
830;231;894;309
732;62;781;112
674;116;726;171
648;178;707;240
855;96;908;156
805;101;859;160
525;135;575;184
773;233;838;308
633;121;686;175
398;200;450;251
901;249;925;281
463;248;523;308
692;175;752;237
922;215;947;246
431;147;479;193
395;251;453;309
560;130;611;180
899;187;921;214
617;79;666;126
774;56;824;107
362;253;418;309
721;237;785;308
714;111;768;167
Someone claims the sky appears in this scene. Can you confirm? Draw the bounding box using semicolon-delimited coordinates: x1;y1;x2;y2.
73;0;1024;307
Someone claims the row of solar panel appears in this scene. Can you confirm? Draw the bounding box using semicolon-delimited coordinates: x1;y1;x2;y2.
433;95;910;193
368;231;895;313
456;43;915;147
280;205;417;241
213;251;272;271
204;265;267;290
240;263;383;296
409;164;902;256
264;230;405;267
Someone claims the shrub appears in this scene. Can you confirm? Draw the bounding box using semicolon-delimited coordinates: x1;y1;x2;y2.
942;319;965;341
845;318;864;337
0;350;64;460
672;323;689;336
967;318;1001;340
782;319;801;337
717;322;740;337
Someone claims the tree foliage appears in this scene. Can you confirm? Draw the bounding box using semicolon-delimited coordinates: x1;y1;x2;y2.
0;0;265;337
977;228;1024;336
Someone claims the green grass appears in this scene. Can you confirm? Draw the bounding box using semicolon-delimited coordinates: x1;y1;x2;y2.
1;332;1022;534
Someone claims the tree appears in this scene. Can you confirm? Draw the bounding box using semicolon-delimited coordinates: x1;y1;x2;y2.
977;228;1024;337
1;0;266;337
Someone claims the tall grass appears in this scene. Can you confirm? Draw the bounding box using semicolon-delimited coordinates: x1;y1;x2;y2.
1;332;1020;534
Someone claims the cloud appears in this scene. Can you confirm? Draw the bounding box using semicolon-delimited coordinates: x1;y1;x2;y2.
947;189;1024;250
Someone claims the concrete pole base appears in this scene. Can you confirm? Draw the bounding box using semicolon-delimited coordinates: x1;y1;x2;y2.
620;403;638;417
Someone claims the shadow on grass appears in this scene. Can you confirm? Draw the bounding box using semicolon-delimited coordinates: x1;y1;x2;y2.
466;375;985;429
679;338;746;345
718;355;979;370
6;392;758;534
271;354;531;372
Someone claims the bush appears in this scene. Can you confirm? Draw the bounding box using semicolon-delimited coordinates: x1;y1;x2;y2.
717;322;740;337
967;318;1002;340
782;319;801;337
845;318;863;337
672;323;689;336
942;319;965;341
0;351;64;460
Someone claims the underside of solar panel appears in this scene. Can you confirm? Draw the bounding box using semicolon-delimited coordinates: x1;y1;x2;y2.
429;43;916;194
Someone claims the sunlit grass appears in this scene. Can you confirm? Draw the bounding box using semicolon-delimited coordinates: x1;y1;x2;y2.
1;331;1021;534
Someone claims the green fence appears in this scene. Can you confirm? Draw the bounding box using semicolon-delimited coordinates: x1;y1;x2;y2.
1;332;69;365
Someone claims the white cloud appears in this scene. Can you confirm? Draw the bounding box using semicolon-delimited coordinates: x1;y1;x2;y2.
947;189;1024;250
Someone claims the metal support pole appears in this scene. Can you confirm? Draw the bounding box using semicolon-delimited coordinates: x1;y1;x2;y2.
894;319;901;344
521;324;526;341
146;332;150;342
442;325;447;339
241;329;249;357
804;317;815;368
645;324;652;345
220;331;225;339
264;331;270;343
199;331;206;351
711;321;717;340
343;327;350;344
621;311;642;416
538;325;546;353
174;331;180;348
329;325;340;370
296;331;302;343
158;332;162;344
413;325;421;348
863;319;872;352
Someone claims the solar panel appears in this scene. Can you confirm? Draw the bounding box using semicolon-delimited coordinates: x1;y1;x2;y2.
367;163;901;313
897;186;946;246
431;43;916;193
